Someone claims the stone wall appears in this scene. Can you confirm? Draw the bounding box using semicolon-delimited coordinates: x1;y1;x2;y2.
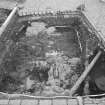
0;94;105;105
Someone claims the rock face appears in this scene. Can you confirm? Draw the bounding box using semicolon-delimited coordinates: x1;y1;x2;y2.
0;9;10;26
0;21;84;96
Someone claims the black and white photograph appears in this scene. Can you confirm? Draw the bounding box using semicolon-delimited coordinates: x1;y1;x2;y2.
0;0;105;105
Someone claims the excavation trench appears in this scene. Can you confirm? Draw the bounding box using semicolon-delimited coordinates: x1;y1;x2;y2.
0;10;104;96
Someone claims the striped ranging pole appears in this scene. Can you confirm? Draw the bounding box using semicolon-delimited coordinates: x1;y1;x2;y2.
0;6;18;37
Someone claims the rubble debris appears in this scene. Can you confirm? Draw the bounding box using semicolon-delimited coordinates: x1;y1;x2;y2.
26;22;46;37
45;27;56;34
0;9;10;26
0;21;85;96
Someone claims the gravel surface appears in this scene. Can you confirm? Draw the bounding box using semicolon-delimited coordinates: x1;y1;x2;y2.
84;0;105;42
0;0;82;10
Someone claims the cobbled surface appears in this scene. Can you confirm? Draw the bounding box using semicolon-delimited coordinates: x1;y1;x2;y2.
0;96;105;105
